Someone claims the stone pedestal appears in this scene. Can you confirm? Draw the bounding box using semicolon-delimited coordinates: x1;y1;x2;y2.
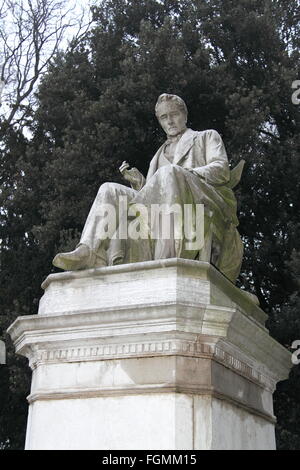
8;259;291;450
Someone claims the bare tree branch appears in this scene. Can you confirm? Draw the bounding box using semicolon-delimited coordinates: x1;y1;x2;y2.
258;128;281;142
0;0;93;128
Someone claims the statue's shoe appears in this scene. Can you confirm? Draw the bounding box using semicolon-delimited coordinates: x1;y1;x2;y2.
52;244;91;271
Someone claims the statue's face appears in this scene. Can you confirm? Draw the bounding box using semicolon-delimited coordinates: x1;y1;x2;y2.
156;101;187;137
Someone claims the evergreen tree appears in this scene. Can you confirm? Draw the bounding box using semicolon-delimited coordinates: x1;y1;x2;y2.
0;0;299;448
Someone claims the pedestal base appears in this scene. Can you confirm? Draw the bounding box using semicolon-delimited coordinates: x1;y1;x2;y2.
8;259;291;450
25;392;276;450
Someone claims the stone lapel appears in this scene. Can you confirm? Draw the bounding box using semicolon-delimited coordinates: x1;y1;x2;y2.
173;128;198;165
146;128;198;181
146;144;164;182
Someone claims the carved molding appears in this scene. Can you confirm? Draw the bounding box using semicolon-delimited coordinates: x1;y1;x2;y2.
26;338;274;391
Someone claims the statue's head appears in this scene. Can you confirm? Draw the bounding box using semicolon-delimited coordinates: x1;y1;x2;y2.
155;94;188;138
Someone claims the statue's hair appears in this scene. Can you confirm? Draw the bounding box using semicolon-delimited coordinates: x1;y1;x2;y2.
155;93;188;117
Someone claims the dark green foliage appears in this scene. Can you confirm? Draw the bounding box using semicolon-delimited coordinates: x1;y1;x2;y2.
0;0;299;448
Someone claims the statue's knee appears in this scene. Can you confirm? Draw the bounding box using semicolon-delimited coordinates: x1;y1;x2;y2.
97;182;115;196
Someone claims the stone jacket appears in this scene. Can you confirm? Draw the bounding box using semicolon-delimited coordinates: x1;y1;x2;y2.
147;128;230;186
145;128;238;227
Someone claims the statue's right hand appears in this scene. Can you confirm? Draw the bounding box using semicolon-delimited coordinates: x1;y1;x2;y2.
119;161;143;187
119;161;130;175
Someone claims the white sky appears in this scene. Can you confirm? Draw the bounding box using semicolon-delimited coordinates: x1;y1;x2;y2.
0;0;96;122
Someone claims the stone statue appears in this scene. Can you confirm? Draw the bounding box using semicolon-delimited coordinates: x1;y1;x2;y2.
53;93;244;283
